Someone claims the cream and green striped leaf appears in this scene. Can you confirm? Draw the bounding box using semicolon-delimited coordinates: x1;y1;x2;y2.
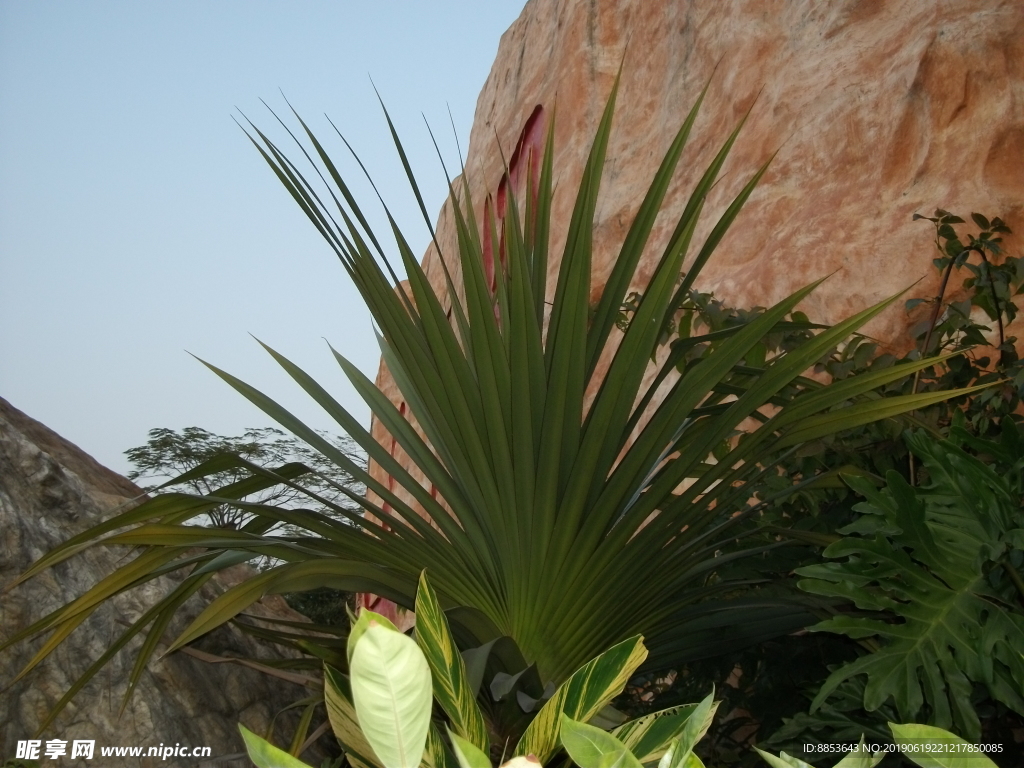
611;698;719;764
657;692;715;768
324;665;385;768
516;636;648;762
415;571;489;753
423;724;460;768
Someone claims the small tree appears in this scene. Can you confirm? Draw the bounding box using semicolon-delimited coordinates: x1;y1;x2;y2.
125;426;366;529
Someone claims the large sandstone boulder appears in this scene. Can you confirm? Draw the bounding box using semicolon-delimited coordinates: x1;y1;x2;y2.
0;397;325;767
368;0;1023;502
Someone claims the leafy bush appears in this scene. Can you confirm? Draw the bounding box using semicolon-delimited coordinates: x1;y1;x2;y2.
610;210;1022;763
907;210;1021;437
791;421;1024;741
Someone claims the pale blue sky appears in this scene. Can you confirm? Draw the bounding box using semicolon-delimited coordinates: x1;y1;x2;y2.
0;1;525;475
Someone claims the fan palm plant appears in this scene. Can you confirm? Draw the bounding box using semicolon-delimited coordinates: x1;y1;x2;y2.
2;75;985;731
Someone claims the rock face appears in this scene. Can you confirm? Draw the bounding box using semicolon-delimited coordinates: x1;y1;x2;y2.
0;398;324;767
368;0;1023;503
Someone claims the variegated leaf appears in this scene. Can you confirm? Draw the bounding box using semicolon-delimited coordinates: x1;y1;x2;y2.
515;635;648;762
415;571;489;752
423;724;460;768
657;692;715;768
324;665;385;768
611;698;719;764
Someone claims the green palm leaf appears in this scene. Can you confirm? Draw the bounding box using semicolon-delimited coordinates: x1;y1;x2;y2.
3;75;986;747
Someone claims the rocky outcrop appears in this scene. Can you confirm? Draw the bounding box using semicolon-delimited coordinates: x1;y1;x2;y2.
368;0;1023;503
0;397;326;767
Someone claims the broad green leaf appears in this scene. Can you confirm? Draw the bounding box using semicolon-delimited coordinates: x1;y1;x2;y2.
889;723;1000;768
350;624;433;768
415;571;489;751
349;609;400;664
239;724;316;768
448;728;492;768
516;636;647;762
833;738;885;768
559;714;642;768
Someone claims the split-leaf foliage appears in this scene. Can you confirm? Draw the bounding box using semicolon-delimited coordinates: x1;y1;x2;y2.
796;421;1024;742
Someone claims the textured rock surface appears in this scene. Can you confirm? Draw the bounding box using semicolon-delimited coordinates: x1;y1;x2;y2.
0;397;324;767
368;0;1023;501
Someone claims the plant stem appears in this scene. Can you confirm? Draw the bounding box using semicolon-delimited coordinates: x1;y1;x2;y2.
907;245;1005;484
909;254;959;485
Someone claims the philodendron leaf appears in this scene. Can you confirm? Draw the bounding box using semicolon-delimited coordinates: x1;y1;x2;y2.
448;728;492;768
239;724;316;768
798;431;1024;740
888;723;1000;768
348;609;400;664
350;623;433;768
559;714;642;768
